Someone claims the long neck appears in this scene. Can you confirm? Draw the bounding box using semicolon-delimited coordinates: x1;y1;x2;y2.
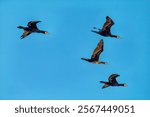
37;30;46;34
91;30;100;34
118;84;125;86
110;34;118;38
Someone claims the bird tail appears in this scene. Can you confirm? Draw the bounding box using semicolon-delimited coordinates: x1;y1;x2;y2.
17;26;24;29
100;81;106;84
81;58;89;61
81;58;86;60
93;27;97;29
91;30;97;33
91;30;100;34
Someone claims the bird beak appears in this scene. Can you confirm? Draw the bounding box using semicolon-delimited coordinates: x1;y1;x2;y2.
104;62;108;65
124;84;128;87
45;32;49;34
116;36;120;39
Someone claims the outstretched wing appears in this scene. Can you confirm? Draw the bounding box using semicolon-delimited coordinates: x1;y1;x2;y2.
27;21;41;29
102;84;110;89
20;31;31;39
102;16;114;32
91;39;104;61
108;74;120;84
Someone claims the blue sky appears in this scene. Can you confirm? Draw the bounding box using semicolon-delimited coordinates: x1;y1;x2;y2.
0;0;150;99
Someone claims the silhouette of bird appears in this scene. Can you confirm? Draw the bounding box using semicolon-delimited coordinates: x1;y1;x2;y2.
81;39;107;64
17;21;48;39
91;16;120;38
100;74;128;89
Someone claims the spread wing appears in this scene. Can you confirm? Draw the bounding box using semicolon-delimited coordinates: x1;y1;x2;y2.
27;21;41;29
102;84;110;89
91;39;104;61
20;31;31;39
102;16;114;32
108;74;120;84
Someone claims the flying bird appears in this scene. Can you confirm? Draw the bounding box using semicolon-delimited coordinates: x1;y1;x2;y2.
81;39;107;64
17;21;48;39
91;16;120;38
100;74;128;89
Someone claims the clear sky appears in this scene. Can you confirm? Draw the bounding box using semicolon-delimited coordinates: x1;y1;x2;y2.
0;0;150;100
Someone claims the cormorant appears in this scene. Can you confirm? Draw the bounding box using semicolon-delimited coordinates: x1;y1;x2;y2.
100;74;128;89
91;16;120;38
81;39;107;64
17;21;48;39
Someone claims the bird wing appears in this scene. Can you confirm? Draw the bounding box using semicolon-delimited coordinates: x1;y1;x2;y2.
102;16;114;32
102;84;110;89
20;31;31;39
91;39;104;61
27;21;41;29
108;74;119;84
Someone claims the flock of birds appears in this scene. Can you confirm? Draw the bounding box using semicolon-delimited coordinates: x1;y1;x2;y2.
17;16;127;89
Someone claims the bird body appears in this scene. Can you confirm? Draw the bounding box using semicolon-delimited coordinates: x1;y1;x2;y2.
91;16;120;38
17;21;48;39
81;39;107;64
100;74;127;89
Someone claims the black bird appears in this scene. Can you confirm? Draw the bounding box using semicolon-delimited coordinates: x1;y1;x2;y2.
81;39;107;64
100;74;127;89
91;16;120;38
17;21;48;39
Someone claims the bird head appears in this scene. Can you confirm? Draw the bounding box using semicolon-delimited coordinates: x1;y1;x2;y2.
116;36;120;39
44;31;49;34
124;84;128;87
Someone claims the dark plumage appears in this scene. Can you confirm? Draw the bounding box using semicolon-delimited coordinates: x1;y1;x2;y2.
91;16;120;38
81;39;107;64
17;21;48;39
100;74;128;89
